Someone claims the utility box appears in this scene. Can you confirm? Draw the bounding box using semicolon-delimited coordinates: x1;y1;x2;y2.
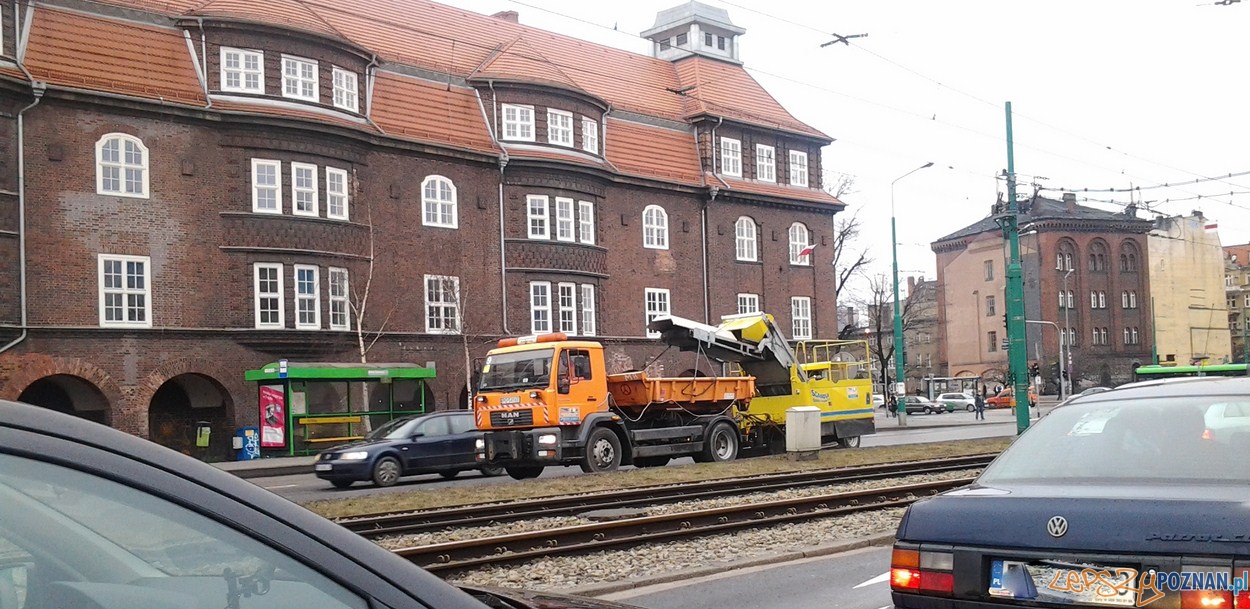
786;406;821;460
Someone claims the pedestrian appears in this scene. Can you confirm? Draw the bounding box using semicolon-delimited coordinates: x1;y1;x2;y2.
974;391;986;421
887;395;898;418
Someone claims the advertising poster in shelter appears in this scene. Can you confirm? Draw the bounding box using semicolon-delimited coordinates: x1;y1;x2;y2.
259;385;286;448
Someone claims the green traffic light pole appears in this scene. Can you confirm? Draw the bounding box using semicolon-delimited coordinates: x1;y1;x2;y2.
891;162;934;426
1001;102;1031;435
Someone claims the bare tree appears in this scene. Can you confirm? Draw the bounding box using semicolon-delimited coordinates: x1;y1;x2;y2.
425;275;476;410
854;273;921;390
350;197;397;364
830;209;872;313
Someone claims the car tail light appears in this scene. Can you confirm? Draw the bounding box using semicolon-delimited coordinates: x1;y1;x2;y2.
891;545;954;595
1181;565;1233;609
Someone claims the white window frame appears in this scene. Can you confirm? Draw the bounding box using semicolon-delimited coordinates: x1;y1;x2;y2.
331;66;359;112
578;200;595;245
527;195;550;239
720;137;741;177
421;175;458;229
643;205;669;250
1243;294;1249;308
328;267;349;331
756;144;776;183
281;55;319;102
547;109;573;147
791;296;812;340
290;162;319;217
737;293;760;315
1059;290;1066;309
220;47;264;93
1090;291;1098;309
1099;291;1106;308
555;197;575;242
325;167;349;221
251;159;281;214
95;133;149;198
98;254;152;328
735;216;757;261
502;104;535;141
645;288;671;338
1066;290;1074;308
424;275;461;334
558;282;577;335
581;284;597;337
530;281;552;334
582;117;599;153
293;265;320;329
253;263;284;329
788;222;811;266
789;150;808;187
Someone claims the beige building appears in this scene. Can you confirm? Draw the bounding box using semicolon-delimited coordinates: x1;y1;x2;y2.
1149;213;1230;365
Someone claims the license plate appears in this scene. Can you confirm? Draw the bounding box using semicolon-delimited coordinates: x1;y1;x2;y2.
314;463;332;472
989;560;1138;606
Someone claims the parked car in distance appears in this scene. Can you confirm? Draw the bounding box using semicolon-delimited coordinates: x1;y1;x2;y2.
900;395;944;415
873;394;886;408
986;387;1037;408
891;376;1250;609
315;411;503;488
0;400;642;609
936;392;975;412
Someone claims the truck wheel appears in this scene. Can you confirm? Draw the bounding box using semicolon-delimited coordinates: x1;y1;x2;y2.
479;465;504;477
371;457;401;487
506;465;544;480
837;436;861;448
695;422;739;463
580;427;621;473
632;456;670;468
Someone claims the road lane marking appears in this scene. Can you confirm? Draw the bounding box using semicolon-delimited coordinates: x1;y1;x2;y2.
853;572;891;589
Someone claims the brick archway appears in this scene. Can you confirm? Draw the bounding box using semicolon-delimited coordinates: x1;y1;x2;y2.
0;354;124;425
138;359;241;420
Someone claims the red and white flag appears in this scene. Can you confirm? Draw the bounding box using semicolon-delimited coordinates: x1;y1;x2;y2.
1205;222;1219;232
799;244;817;257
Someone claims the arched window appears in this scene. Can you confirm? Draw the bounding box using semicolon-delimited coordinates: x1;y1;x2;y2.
1121;241;1140;272
1055;240;1077;271
1088;241;1108;272
96;133;149;198
643;205;668;249
788;222;811;265
421;176;457;228
735;216;757;261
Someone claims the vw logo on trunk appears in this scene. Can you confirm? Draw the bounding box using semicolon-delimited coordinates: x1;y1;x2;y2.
1047;516;1069;538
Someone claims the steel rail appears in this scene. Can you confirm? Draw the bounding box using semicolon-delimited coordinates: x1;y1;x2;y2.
342;453;993;539
392;477;973;575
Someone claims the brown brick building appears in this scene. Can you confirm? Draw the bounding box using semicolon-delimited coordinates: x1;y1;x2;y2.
0;0;844;456
931;194;1153;392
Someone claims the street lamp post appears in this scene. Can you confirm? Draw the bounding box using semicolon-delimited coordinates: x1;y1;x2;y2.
1062;268;1074;399
891;162;933;426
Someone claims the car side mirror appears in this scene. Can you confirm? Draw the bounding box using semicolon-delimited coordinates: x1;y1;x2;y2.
557;376;570;395
410;431;424;439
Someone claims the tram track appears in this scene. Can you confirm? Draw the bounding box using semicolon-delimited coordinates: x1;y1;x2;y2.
338;454;993;540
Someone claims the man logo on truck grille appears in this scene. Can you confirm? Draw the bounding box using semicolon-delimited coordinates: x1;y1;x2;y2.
500;410;521;419
1047;516;1068;538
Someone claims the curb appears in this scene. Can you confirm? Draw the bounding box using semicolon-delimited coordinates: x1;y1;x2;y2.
564;531;897;598
221;464;314;479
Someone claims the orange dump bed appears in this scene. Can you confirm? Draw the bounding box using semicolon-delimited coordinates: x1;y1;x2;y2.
606;372;755;410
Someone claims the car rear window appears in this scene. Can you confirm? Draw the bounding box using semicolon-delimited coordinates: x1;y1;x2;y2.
978;396;1250;485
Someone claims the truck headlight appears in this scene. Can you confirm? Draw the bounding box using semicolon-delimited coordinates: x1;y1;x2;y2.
339;451;369;461
475;438;485;450
537;433;557;446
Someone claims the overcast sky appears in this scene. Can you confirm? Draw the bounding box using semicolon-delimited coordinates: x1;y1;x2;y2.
441;0;1250;295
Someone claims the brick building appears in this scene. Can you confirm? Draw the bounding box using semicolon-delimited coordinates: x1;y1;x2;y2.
0;0;844;456
932;194;1153;391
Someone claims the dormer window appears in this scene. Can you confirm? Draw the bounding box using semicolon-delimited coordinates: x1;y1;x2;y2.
332;67;358;112
221;48;263;93
282;55;319;102
789;150;809;187
704;33;713;46
756;145;775;182
548;109;573;147
502;104;534;141
675;33;688;46
582;117;599;153
720;137;741;177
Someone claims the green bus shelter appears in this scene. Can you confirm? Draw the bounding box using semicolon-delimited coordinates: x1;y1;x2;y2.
244;361;436;456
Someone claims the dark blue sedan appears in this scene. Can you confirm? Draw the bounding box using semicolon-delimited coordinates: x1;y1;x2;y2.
315;411;502;488
891;376;1250;609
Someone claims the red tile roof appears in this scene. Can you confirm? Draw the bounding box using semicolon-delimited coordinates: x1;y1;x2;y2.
189;0;346;42
471;37;587;96
370;71;498;154
716;175;842;206
674;57;827;138
25;6;205;105
502;144;614;170
605;118;703;186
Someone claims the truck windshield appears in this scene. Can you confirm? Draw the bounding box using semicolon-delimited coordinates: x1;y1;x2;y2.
479;349;555;391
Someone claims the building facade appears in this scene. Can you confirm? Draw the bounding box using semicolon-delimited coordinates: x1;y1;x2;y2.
1224;243;1250;362
902;276;940;390
932;194;1154;391
0;0;843;457
1148;213;1229;366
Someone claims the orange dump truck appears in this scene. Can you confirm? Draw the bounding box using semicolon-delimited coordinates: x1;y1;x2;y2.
473;333;755;479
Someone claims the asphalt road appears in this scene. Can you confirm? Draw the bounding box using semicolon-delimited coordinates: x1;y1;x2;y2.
251;411;1028;503
600;546;896;609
